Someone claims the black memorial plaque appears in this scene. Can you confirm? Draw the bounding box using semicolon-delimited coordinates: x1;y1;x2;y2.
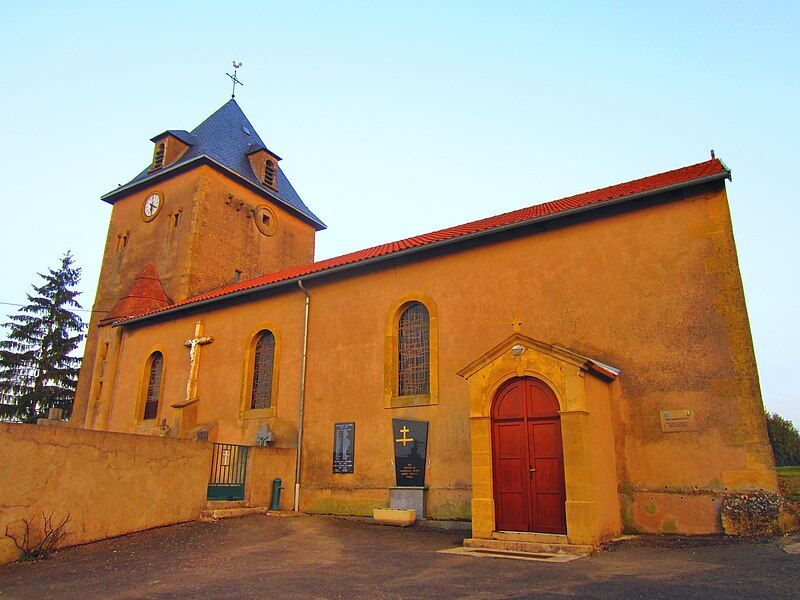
333;422;355;474
392;419;428;487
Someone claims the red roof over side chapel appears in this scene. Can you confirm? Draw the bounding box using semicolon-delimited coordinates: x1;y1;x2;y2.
105;264;171;323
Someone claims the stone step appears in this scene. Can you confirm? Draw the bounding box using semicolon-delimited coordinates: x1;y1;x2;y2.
206;500;248;510
439;546;583;563
463;537;594;556
200;506;267;521
492;531;568;545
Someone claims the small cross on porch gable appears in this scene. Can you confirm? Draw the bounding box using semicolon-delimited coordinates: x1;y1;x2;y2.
511;315;523;333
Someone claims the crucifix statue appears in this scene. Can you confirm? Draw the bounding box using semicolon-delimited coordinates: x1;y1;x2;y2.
183;321;213;404
170;321;214;437
170;321;213;438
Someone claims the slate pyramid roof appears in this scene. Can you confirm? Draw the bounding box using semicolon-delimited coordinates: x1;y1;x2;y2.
101;100;325;230
104;263;171;323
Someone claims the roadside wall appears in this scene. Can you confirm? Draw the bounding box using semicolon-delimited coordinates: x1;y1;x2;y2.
0;423;212;565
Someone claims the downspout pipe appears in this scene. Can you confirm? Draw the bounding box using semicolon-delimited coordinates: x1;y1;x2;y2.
294;280;310;512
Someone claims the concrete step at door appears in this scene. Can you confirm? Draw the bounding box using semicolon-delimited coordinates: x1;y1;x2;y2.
464;537;594;556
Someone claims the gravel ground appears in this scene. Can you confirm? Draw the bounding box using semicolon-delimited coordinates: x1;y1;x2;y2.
0;514;797;599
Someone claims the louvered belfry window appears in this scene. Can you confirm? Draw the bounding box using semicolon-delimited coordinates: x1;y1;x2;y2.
263;159;276;186
143;352;163;420
152;143;165;170
398;302;430;396
251;331;276;409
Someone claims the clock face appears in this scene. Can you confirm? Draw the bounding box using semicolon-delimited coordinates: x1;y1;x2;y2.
142;192;162;221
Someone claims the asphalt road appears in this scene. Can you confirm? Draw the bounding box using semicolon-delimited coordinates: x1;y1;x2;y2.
0;514;797;599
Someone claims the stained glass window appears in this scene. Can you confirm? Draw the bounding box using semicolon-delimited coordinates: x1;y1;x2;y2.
251;331;276;409
143;352;163;420
398;302;430;396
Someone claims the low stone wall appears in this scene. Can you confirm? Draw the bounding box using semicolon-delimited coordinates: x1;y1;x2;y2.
0;423;213;565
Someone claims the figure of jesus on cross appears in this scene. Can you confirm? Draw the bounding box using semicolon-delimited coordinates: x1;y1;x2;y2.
183;321;213;405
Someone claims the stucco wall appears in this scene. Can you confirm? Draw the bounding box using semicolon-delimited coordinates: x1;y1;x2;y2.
74;164;318;427
85;180;775;533
0;423;212;565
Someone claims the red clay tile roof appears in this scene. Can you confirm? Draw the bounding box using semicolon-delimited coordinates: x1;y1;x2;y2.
106;263;171;322
118;158;730;325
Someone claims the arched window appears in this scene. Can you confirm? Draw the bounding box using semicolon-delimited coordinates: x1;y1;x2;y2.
143;351;163;420
251;330;276;409
263;160;276;186
398;302;430;396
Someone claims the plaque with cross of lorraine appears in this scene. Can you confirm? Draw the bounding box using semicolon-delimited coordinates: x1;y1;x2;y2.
392;419;429;487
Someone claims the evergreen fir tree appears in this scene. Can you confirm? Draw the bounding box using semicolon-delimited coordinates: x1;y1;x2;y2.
0;253;85;422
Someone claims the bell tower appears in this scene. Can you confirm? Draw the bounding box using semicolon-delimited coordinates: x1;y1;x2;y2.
72;99;326;427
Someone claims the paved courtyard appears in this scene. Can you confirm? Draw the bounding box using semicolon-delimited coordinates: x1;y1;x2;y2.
0;514;797;599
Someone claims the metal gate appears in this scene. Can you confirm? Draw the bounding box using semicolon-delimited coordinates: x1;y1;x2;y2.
207;443;249;501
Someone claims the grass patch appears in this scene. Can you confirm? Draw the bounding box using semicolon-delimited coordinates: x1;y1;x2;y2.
778;466;800;504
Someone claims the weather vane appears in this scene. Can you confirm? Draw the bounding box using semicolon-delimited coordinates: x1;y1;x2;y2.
226;61;244;99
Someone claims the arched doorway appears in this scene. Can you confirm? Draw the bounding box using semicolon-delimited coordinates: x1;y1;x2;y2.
491;377;566;533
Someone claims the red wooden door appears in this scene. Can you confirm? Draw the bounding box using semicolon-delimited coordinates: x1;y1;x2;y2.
491;378;566;533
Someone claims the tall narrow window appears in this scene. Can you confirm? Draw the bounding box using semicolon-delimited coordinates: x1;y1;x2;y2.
263;159;276;187
143;351;164;420
398;302;430;396
152;143;165;170
251;331;276;409
117;231;129;252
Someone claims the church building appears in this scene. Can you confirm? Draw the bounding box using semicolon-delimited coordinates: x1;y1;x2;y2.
72;98;778;547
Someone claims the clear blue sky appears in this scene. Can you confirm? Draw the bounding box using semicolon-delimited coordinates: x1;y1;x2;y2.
1;1;797;425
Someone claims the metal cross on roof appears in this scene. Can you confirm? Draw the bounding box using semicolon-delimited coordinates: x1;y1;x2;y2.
226;61;244;99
